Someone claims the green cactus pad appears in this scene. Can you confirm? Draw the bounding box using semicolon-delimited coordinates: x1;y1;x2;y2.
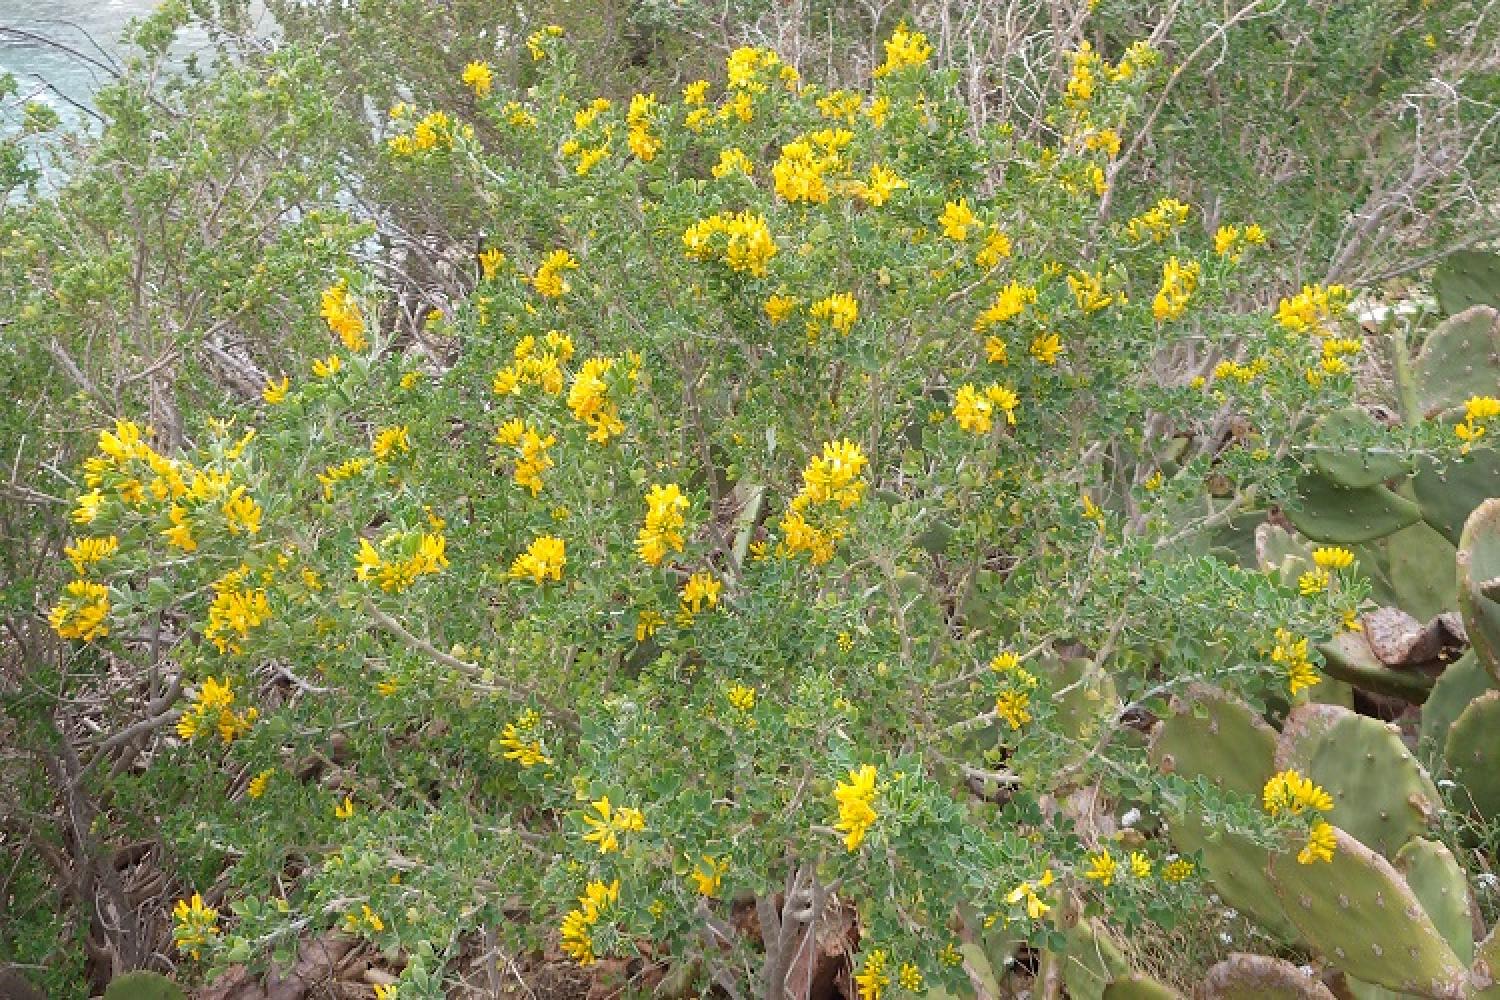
1168;810;1299;942
1458;499;1500;683
1275;703;1441;857
1394;838;1474;964
1444;690;1500;822
1199;954;1337;999
1413;448;1500;548
1255;523;1314;577
1432;251;1500;316
1057;917;1131;1000
1472;921;1500;998
103;972;187;1000
1383;522;1460;623
1051;656;1117;744
1102;975;1181;999
1308;407;1409;489
1287;474;1421;545
1318;631;1434;702
1267;827;1468;996
1150;685;1277;798
1419;652;1496;766
1412;306;1500;417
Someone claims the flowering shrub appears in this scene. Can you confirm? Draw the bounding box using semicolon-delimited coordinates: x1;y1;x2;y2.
37;22;1496;999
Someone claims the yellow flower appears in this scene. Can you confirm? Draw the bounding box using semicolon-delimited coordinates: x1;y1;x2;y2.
559;878;618;966
581;796;646;854
682;211;778;277
682;80;709;105
334;795;355;820
1030;332;1062;365
1083;850;1117;886
1274;284;1349;335
897;963;922;992
532;249;578;298
1125;197;1191;243
171;893;219;960
49;579;111;641
1129;851;1152;879
372;425;410;460
479;247;506;278
247;768;273;799
726;683;756;712
681;571;722;614
1313;546;1354;570
939;199;978;240
806;293;859;340
1298;820;1337;865
637;483;690;566
343;904;385;934
711;146;754;179
976;228;1012;269
261;376;290;404
568;357;626;444
1068;270;1114;313
995;689;1032;730
1162;858;1195;882
764;293;798;325
311;354;342;378
973;281;1037;331
857;163;907;207
798;439;868;509
1152;256;1200;323
1004;869;1054;919
833;764;880;851
461;60;493;97
985;336;1009;364
1262;769;1333;816
320;281;367;351
854;949;890;1000
526;24;563;60
73;489;104;525
691;855;728;898
874;24;932;77
636;610;666;641
1298;568;1330;596
510;534;566;583
64;535;118;575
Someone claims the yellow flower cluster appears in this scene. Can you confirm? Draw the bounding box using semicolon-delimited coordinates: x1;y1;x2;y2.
1068;269;1116;313
833;764;880;850
873;24;932;78
532;249;579;298
848;163;907;206
1306;334;1363;386
975;228;1013;269
582;796;646;854
492;329;575;397
952;383;1020;434
497;709;551;767
49;579;111;641
317;456;369;498
1270;628;1319;696
461;60;492;97
526;24;564;61
343;904;385;936
172;893;219;960
973;281;1037;332
806;292;859;341
319;281;367;351
779;439;868;564
202;567;271;656
690;855;729;897
682;210;778;278
1152;256;1200;322
371;425;410;461
726;45;782;92
387;108;464;156
680;571;722;616
1456;395;1500;452
1082;847;1154;887
355;533;449;593
1213;222;1266;261
567;356;628;444
940;198;977;240
626;93;661;161
725;683;756;712
1125;197;1190;243
247;768;273;799
1262;769;1337;864
991;651;1038;730
494;419;556;495
854;949;890;1000
711;146;753;179
772;131;851;204
559;878;618;966
1212;357;1269;384
176;675;258;743
1274;283;1349;336
510;534;566;583
479;247;506;278
637;482;689;566
1004;868;1055;919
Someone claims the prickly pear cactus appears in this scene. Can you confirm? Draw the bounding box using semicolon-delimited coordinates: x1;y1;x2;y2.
1267;827;1468;997
1444;690;1500;822
1197;954;1337;999
1102;975;1181;999
1411;306;1500;417
1256;522;1315;587
1275;704;1441;857
103;972;187;1000
1432;251;1500;316
1363;522;1459;624
1287;475;1421;545
1394;838;1475;964
1419;652;1496;766
1413;448;1500;548
1150;685;1277;798
1308;407;1409;489
1472;921;1500;998
1458;499;1500;683
1057;916;1131;1000
1051;655;1116;743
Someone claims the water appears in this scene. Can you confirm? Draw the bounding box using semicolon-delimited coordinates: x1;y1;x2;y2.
0;0;172;126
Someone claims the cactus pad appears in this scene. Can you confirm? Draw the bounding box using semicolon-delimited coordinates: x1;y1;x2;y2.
1150;685;1277;798
1287;474;1421;545
1394;838;1474;964
1058;917;1131;1000
1419;652;1496;766
1444;690;1500;822
1458;499;1500;683
1308;407;1409;489
1103;975;1182;999
1267;827;1468;996
103;972;188;1000
1412;306;1500;417
1413;448;1500;548
1432;251;1500;316
1198;954;1337;999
